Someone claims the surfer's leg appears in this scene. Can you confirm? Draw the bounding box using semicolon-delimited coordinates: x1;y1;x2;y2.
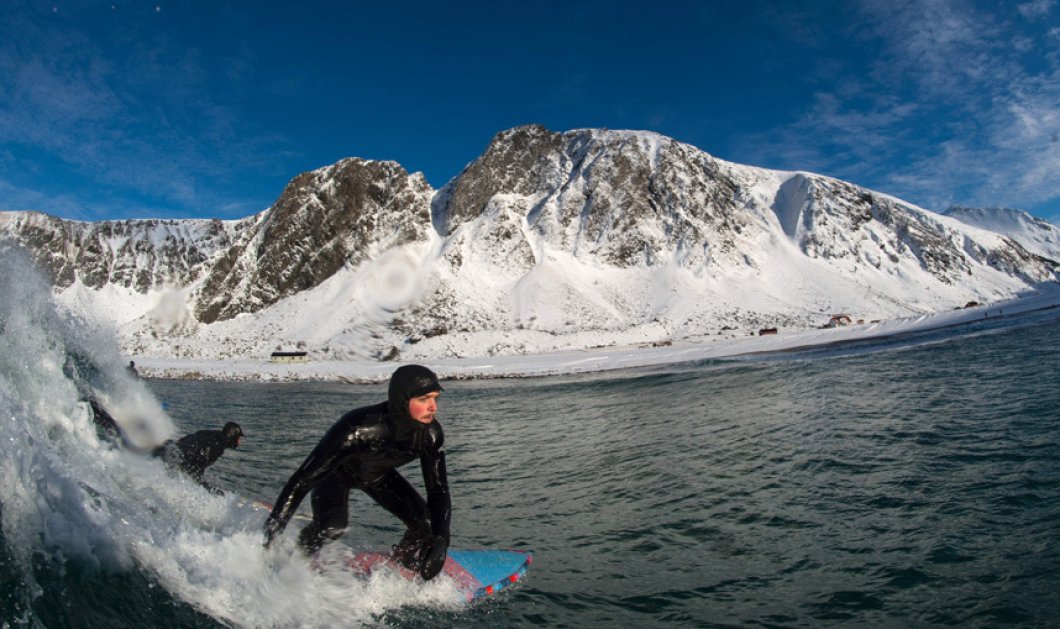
298;474;350;554
364;470;429;531
363;471;432;564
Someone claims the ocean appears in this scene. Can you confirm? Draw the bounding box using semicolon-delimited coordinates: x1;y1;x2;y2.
2;300;1059;627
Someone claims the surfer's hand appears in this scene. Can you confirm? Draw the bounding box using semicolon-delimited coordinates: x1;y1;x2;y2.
419;535;448;581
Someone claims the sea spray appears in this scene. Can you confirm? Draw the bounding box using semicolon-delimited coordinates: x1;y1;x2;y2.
0;248;116;618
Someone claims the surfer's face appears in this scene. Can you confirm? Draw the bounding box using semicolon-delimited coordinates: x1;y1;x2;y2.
408;391;440;424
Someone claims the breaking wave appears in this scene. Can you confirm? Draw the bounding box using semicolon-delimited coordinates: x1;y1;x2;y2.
0;247;463;627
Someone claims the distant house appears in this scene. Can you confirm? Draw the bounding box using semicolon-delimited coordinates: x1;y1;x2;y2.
758;327;778;336
270;351;309;364
825;314;853;328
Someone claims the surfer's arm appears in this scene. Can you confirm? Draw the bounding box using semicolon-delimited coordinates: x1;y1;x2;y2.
263;422;353;546
415;426;451;581
421;426;451;543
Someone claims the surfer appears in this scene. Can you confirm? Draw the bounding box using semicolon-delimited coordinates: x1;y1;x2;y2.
155;422;244;492
262;364;451;581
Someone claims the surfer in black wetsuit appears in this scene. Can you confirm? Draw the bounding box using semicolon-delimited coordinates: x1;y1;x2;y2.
155;422;243;492
262;365;451;581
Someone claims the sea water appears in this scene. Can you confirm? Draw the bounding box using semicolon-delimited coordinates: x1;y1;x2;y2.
2;273;1058;627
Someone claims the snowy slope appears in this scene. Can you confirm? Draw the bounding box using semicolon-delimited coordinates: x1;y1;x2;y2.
943;206;1060;261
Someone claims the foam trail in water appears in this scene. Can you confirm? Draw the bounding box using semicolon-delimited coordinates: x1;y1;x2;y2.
0;247;463;626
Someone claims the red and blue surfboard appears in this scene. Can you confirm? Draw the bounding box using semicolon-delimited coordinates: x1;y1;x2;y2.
246;498;532;601
345;548;533;601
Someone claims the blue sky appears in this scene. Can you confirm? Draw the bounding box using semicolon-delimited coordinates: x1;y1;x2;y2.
1;0;1058;223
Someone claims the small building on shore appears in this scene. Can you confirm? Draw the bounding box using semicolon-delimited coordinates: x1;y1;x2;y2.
270;351;309;364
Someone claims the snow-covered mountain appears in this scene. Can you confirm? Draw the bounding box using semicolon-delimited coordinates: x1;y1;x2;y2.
944;206;1060;261
1;125;1057;362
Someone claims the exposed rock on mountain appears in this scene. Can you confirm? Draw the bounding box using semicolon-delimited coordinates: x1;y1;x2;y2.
435;125;749;270
193;158;434;323
0;211;247;292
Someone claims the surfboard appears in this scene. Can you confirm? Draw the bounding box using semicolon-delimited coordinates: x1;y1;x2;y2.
246;497;532;600
343;548;533;601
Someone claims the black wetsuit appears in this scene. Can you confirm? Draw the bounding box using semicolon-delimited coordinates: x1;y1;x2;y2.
263;365;451;578
157;422;242;490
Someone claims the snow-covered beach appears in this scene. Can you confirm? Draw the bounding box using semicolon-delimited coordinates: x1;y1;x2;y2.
133;282;1060;383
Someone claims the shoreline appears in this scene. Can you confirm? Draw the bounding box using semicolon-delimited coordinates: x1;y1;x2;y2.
134;283;1060;383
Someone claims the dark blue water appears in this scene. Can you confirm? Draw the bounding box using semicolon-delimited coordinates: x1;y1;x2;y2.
3;305;1059;627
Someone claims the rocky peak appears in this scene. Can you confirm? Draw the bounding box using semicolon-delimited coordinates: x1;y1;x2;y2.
436;126;754;269
194;158;434;323
434;124;567;233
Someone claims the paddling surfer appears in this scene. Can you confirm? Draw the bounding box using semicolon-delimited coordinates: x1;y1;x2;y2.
262;365;451;581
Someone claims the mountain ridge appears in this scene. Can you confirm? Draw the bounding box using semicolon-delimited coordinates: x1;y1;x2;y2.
1;125;1057;362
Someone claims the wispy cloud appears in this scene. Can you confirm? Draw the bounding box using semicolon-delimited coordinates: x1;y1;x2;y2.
0;4;290;219
1018;0;1056;18
741;0;1060;218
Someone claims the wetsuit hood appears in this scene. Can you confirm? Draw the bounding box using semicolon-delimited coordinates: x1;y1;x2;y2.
387;365;443;440
222;422;243;448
